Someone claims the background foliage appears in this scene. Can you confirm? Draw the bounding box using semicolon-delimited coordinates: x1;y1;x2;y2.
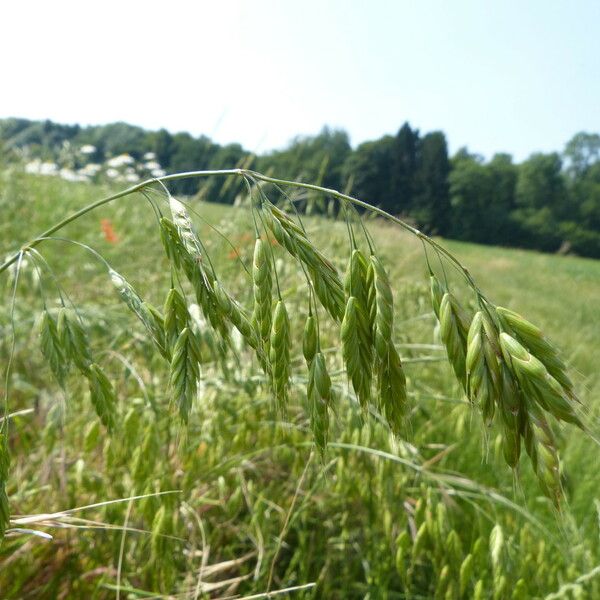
2;118;600;258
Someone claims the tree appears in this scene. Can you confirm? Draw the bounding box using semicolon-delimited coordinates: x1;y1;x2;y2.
412;131;450;234
343;136;396;212
390;122;419;214
563;132;600;177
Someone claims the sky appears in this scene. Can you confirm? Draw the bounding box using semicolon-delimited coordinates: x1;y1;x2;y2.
1;0;599;161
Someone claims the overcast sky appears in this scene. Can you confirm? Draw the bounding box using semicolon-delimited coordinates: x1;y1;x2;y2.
1;0;599;160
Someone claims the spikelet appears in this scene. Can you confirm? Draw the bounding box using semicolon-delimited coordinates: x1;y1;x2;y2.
341;297;367;408
499;333;583;428
430;274;445;319
370;256;394;359
169;327;201;423
87;363;117;432
459;553;474;597
466;311;501;425
0;427;10;540
497;306;576;400
39;309;68;387
214;281;259;350
303;314;318;364
438;292;470;390
169;195;202;259
164;288;190;353
269;300;291;413
522;399;562;504
264;205;344;321
163;202;230;344
343;249;373;404
57;308;93;375
109;269;168;359
368;255;408;431
307;352;332;454
498;364;522;468
251;238;272;348
377;343;407;434
159;217;186;270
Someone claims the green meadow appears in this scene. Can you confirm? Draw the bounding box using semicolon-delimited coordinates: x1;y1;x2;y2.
1;169;599;598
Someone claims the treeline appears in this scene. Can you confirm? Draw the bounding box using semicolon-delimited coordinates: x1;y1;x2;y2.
1;117;599;257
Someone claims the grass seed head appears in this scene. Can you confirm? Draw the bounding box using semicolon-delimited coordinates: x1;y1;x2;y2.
430;275;445;319
377;343;407;434
264;205;345;321
466;311;501;425
39;309;68;388
499;333;583;428
370;255;394;360
438;292;470;390
522;400;562;506
169;326;201;423
497;306;576;399
303;314;318;364
87;363;117;432
252;237;273;346
307;351;332;454
57;308;93;375
269;300;291;413
164;288;190;354
341;296;368;409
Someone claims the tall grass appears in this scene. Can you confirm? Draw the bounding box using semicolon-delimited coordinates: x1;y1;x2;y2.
0;168;599;598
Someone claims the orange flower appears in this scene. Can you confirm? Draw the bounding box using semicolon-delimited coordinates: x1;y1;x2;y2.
100;219;119;244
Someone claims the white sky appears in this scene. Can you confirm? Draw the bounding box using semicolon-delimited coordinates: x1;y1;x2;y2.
1;0;599;160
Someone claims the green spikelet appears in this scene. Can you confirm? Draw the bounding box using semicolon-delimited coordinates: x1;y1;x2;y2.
251;238;272;348
269;300;291;413
459;553;474;596
307;352;332;454
343;249;373;404
159;217;185;269
303;315;318;364
164;288;190;354
438;292;470;390
522;400;562;505
169;327;201;423
370;255;394;360
169;195;202;259
466;311;501;425
0;427;10;540
365;256;408;430
377;343;407;434
214;281;259;350
165;199;230;345
109;269;168;358
497;306;576;400
39;310;68;387
264;205;345;321
341;297;368;409
189;271;231;347
57;308;93;375
150;505;168;562
87;363;117;432
498;365;522;468
395;530;411;577
430;274;445;319
499;333;583;428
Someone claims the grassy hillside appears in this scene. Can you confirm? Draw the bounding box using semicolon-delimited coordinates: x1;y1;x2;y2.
1;169;599;598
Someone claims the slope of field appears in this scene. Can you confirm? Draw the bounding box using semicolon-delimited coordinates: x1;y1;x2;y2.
1;169;599;598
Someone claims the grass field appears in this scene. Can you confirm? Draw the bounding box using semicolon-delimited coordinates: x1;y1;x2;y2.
1;168;599;599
